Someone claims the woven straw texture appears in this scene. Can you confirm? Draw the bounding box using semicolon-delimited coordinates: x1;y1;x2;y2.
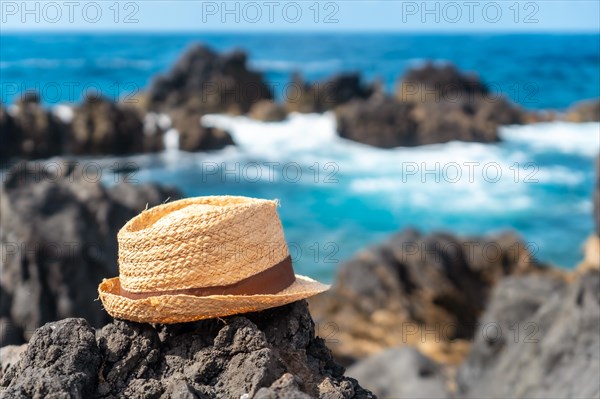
98;195;329;323
118;196;289;292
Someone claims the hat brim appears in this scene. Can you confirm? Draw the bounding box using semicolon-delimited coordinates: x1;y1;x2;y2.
98;275;330;324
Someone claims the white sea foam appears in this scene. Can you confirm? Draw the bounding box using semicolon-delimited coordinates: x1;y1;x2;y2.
144;112;172;137
157;113;172;130
535;166;585;186
202;112;338;161
198;113;597;215
163;129;180;152
500;122;600;157
52;105;74;123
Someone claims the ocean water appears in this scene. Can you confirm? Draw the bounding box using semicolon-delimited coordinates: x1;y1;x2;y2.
1;33;599;279
1;33;599;108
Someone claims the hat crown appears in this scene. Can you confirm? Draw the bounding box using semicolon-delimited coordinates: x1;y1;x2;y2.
117;196;289;293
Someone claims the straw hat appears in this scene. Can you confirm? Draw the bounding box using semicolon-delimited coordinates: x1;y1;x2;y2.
98;196;329;324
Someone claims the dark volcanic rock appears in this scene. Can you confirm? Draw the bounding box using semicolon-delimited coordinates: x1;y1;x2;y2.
0;318;22;349
398;63;524;142
70;96;161;155
396;63;488;102
309;229;554;364
0;289;21;346
0;106;20;162
148;44;272;115
336;96;418;148
409;94;521;145
336;63;525;148
286;73;373;114
255;373;313;399
335;94;520;148
169;107;234;152
0;319;100;398
0;160;181;345
346;347;448;399
143;44;261;151
1;94;165;160
0;93;65;160
0;302;375;399
457;271;599;398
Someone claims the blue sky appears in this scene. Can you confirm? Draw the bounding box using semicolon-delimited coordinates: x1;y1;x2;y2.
1;0;599;32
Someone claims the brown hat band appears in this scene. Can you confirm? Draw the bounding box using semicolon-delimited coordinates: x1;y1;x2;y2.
119;256;295;300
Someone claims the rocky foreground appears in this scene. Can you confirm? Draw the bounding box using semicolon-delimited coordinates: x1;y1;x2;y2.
0;301;374;399
1;258;597;399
